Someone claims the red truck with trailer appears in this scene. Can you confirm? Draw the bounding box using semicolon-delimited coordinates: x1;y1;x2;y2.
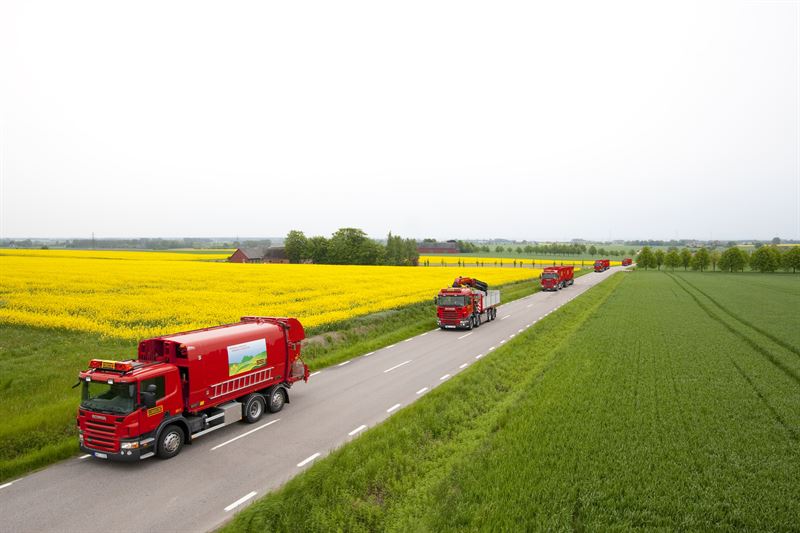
540;265;574;291
622;258;633;266
76;316;308;461
593;259;610;272
436;277;500;330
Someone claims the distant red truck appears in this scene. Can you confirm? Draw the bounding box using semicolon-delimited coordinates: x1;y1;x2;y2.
540;266;574;291
593;259;611;272
436;277;500;330
622;258;633;266
77;317;308;461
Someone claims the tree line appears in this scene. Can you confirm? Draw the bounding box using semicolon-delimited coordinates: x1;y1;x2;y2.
636;245;800;273
284;228;419;266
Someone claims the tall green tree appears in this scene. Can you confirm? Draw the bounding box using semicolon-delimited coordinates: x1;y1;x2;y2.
637;246;656;270
588;245;597;255
680;249;692;270
284;230;308;263
654;249;665;270
664;250;681;271
306;236;329;264
750;246;781;272
691;248;711;271
709;250;721;271
718;247;748;272
783;246;800;273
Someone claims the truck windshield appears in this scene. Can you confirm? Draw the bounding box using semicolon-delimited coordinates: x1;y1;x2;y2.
438;295;467;306
81;381;136;414
542;273;559;279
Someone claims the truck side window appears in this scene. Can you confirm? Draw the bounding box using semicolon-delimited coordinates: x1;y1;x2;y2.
140;376;165;400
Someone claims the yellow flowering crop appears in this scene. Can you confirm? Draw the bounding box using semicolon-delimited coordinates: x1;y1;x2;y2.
420;255;622;267
0;251;540;340
0;249;233;261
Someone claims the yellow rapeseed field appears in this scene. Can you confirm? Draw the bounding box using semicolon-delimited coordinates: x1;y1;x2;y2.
0;250;540;340
420;255;622;267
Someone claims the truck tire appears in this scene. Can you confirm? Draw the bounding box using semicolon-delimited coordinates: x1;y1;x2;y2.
244;394;265;423
157;425;184;459
267;387;286;413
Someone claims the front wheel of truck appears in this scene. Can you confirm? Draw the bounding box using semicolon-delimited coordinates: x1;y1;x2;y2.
157;425;184;459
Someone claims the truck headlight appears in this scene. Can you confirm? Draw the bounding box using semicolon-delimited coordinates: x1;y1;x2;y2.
78;433;84;444
120;441;140;450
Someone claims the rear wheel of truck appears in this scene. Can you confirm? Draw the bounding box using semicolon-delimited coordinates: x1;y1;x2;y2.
157;425;184;459
268;387;286;413
244;394;266;423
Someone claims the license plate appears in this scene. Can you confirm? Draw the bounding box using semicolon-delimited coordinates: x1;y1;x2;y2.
94;452;108;459
444;326;455;329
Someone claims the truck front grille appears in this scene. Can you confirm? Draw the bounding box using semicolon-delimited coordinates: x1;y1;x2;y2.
84;420;118;452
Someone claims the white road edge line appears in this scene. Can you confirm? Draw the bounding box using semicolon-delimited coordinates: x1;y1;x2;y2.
459;363;469;369
475;353;485;359
457;332;473;340
384;360;412;373
309;371;322;377
211;419;280;451
387;403;402;413
518;329;524;333
500;340;506;344
421;332;429;337
338;360;351;367
510;334;516;338
0;481;14;490
501;315;511;320
488;346;496;351
348;425;367;436
364;352;375;357
526;304;534;308
416;387;429;394
386;344;397;349
79;454;91;460
440;374;451;381
404;338;413;343
224;491;257;512
297;453;321;467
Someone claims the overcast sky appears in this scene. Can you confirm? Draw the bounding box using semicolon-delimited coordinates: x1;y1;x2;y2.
1;1;798;241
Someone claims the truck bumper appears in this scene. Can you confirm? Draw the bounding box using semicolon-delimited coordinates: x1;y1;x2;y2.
80;438;156;461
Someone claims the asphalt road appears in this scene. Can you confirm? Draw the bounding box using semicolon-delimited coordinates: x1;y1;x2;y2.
0;267;623;533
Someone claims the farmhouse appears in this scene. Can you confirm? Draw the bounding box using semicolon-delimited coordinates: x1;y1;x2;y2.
417;241;459;254
228;246;289;264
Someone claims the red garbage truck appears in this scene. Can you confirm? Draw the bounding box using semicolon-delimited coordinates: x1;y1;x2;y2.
594;259;610;272
540;265;574;291
77;317;308;461
622;258;633;266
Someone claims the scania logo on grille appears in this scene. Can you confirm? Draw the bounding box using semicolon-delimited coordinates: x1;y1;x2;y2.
92;415;107;421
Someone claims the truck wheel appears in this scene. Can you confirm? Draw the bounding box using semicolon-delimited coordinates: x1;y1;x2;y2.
268;387;286;413
244;394;265;423
157;425;184;459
